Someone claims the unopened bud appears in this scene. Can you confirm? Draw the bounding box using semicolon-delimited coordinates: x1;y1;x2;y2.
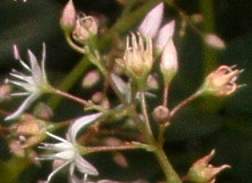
60;0;76;32
200;65;243;97
0;84;12;102
187;149;231;183
138;3;164;38
155;20;176;52
152;105;170;124
72;15;98;44
147;75;159;90
33;102;53;120
204;33;226;50
160;40;178;85
82;70;100;89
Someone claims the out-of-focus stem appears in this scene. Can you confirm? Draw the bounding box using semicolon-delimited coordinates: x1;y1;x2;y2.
200;0;217;75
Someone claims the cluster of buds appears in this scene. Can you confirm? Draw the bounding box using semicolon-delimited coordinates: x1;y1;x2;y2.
186;150;231;183
60;0;98;44
138;2;178;88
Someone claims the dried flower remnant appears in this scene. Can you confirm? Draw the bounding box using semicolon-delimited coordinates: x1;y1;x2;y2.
72;14;98;44
121;33;153;88
60;0;77;32
5;44;52;121
187;150;231;183
200;65;243;96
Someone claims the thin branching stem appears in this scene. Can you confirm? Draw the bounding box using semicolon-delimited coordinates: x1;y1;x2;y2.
52;88;89;107
170;90;202;118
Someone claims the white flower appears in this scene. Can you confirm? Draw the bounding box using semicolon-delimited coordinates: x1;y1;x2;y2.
39;113;102;182
5;43;51;121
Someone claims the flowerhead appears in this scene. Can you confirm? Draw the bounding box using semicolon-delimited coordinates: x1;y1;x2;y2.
122;33;153;89
200;65;244;96
38;113;102;182
5;43;51;121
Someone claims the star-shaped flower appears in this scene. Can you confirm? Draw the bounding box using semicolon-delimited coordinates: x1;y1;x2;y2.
5;43;52;121
38;113;102;182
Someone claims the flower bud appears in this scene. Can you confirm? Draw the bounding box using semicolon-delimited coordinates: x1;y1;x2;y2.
0;84;12;102
155;20;176;52
60;0;76;32
72;15;98;44
138;3;164;38
200;65;243;96
187;149;231;183
160;40;178;86
204;33;226;50
152;105;170;124
82;70;100;89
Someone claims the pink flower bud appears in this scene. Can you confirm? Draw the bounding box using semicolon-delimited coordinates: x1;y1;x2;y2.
160;40;178;85
156;20;176;51
204;33;226;49
138;3;164;38
60;0;76;32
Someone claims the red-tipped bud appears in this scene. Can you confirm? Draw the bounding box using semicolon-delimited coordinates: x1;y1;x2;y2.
60;0;76;32
187;149;231;183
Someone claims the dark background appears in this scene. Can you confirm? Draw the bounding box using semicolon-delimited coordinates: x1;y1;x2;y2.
0;0;251;182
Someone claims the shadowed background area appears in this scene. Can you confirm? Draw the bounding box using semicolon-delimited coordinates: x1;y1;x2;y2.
0;0;252;182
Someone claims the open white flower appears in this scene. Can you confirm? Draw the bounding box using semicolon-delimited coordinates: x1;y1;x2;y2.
39;113;102;182
5;43;51;121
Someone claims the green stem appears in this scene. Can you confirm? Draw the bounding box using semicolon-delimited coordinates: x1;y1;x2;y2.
47;57;91;109
140;92;153;138
154;145;182;183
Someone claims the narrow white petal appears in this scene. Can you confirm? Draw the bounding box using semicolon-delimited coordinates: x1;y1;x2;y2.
156;20;175;51
28;49;43;83
13;44;21;60
138;3;164;38
5;93;39;121
67;113;102;143
19;59;32;72
39;142;73;151
10;92;30;97
47;160;71;183
46;132;72;144
74;154;99;175
41;42;48;82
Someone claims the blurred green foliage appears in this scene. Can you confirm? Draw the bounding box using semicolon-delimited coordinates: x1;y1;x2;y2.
0;0;252;182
